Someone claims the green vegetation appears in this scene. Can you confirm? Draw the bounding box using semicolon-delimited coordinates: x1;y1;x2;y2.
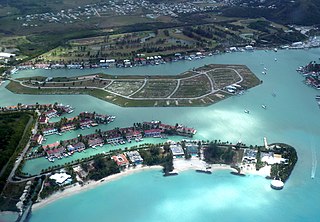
203;141;236;165
270;144;298;182
139;146;173;175
0;112;32;192
87;155;120;181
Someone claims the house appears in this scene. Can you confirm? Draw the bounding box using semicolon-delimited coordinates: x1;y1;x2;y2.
112;154;129;167
126;151;143;164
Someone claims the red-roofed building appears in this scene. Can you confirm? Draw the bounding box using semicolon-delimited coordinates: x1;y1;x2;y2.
112;154;129;167
144;129;163;137
39;116;49;124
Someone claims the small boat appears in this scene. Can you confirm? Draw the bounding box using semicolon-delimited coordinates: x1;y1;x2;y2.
274;58;277;61
262;71;266;75
244;110;250;114
262;105;267;109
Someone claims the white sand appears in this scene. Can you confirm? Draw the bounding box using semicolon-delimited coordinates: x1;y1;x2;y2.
173;157;237;173
241;164;271;177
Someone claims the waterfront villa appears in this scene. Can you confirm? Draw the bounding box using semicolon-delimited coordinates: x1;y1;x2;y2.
42;128;57;136
144;129;163;137
32;134;44;145
112;154;129;167
88;138;104;147
125;151;143;164
39;116;49;124
67;142;85;152
42;142;65;157
44;109;58;118
60;124;76;132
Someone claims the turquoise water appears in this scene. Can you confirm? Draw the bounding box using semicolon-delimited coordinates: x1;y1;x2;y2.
1;48;320;221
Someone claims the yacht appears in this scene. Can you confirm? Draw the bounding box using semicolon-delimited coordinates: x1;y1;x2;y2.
244;110;250;114
262;105;267;109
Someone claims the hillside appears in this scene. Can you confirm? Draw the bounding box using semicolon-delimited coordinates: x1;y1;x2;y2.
222;0;320;25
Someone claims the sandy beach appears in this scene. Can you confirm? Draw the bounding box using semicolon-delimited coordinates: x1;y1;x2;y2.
32;165;162;211
172;157;237;173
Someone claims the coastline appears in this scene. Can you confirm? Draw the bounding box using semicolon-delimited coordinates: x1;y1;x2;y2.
31;160;239;211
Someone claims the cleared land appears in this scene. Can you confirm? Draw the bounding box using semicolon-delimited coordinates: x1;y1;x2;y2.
6;64;261;107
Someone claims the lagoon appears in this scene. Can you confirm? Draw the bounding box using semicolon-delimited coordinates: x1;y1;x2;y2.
1;48;320;221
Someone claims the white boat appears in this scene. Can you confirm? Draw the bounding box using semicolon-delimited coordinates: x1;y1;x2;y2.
244;110;250;114
262;71;266;75
262;105;267;109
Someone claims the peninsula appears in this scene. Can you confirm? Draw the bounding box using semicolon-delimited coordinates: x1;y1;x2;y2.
6;64;260;107
0;106;297;221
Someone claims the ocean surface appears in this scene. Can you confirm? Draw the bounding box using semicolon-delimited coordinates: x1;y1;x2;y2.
1;48;320;222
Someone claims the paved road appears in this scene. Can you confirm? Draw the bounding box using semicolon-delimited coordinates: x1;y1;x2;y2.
7;118;38;183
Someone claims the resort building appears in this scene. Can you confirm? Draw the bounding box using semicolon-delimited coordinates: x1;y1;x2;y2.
49;173;72;186
169;142;185;158
261;153;288;165
112;154;129;167
125;151;143;164
242;149;257;163
186;143;199;156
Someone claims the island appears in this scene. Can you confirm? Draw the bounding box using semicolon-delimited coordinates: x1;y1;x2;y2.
0;107;297;221
6;64;261;107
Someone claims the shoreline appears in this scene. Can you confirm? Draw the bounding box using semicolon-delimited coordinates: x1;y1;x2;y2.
31;160;270;212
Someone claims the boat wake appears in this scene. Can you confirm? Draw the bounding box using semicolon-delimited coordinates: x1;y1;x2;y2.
311;147;317;179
